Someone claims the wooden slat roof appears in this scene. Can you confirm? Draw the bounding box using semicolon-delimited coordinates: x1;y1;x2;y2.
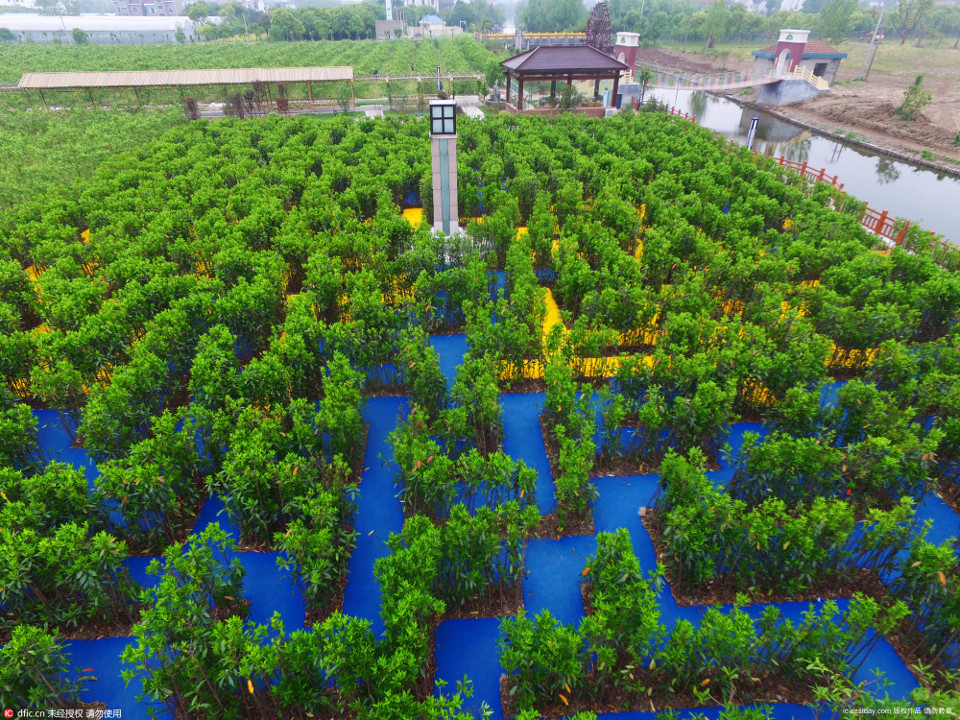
18;66;353;90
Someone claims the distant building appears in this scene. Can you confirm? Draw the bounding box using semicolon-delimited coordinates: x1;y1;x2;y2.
413;12;463;37
0;14;197;41
3;0;37;8
405;0;439;9
752;29;847;84
114;0;183;16
741;0;768;13
419;13;444;29
375;19;405;39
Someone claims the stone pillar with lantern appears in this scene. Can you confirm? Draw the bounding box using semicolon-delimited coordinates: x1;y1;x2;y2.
429;99;460;236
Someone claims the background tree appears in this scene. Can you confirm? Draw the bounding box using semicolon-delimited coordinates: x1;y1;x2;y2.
937;5;960;47
36;0;81;15
818;0;858;44
185;0;209;24
70;27;89;44
269;7;305;41
446;0;505;31
894;0;934;44
335;83;353;114
702;0;730;51
519;0;587;32
558;83;583;110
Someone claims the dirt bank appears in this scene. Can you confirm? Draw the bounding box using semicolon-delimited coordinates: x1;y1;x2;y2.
637;45;960;167
774;79;960;165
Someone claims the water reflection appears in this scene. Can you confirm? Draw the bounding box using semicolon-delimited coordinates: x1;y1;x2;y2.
689;91;709;125
779;135;813;165
647;87;960;246
875;157;901;185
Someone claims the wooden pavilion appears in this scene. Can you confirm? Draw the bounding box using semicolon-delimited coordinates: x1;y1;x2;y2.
500;45;629;114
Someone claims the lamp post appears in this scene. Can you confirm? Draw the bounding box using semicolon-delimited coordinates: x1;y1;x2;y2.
429;99;460;236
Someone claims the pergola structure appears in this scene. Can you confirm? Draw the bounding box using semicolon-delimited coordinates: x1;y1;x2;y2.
14;66;353;111
500;45;629;113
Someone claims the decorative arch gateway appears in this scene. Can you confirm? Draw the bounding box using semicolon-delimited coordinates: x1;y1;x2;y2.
500;45;629;113
775;49;792;76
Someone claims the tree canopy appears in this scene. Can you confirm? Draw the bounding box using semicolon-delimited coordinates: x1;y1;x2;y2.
817;0;858;44
519;0;587;32
894;0;935;45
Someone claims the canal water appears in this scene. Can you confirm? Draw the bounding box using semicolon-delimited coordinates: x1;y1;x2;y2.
648;88;960;247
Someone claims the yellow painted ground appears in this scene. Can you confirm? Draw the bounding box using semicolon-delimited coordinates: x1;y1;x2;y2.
541;286;565;346
402;208;424;229
396;208;872;392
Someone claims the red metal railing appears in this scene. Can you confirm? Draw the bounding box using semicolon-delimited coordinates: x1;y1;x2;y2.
778;157;843;191
858;205;909;244
774;156;960;255
666;104;696;124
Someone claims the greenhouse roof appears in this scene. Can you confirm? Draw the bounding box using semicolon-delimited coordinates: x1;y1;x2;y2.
17;66;354;90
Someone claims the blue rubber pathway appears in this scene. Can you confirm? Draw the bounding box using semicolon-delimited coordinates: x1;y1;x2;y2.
66;637;150;715
238;550;305;633
592;474;660;573
916;491;960;548
435;618;504;720
341;396;408;637
429;333;469;390
16;376;941;715
501;393;554;515
192;495;242;542
523;534;597;627
595;705;816;719
33;408;100;489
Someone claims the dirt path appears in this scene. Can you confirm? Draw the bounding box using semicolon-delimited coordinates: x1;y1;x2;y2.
636;45;960;167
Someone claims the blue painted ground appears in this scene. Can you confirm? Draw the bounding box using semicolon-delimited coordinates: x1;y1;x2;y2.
592;474;660;573
14;362;953;717
65;637;149;715
524;534;598;626
34;408;99;488
435;618;504;720
501;393;554;515
595;706;816;719
238;550;305;632
429;333;470;390
916;491;960;548
341;396;408;637
192;494;242;541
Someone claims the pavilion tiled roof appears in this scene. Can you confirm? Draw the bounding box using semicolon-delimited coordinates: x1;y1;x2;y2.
501;45;630;74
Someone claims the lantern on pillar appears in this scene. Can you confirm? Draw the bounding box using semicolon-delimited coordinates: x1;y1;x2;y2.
429;99;460;236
